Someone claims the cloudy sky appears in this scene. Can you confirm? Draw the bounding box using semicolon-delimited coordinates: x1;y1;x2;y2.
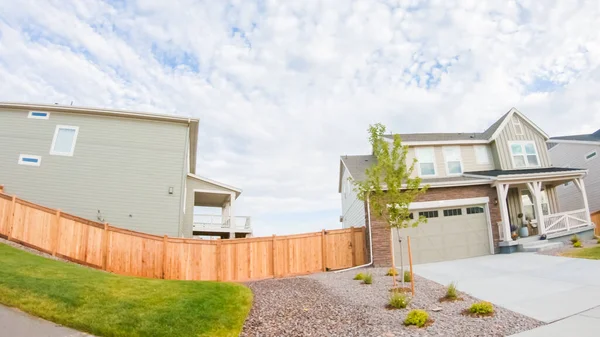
1;0;599;236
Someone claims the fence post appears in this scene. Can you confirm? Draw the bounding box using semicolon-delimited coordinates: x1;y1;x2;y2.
162;235;168;279
216;238;222;281
52;210;61;256
102;223;110;271
0;185;4;193
321;229;327;271
272;235;277;278
350;227;356;266
7;196;16;241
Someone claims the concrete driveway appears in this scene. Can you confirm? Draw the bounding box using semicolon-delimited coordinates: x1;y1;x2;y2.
413;253;600;324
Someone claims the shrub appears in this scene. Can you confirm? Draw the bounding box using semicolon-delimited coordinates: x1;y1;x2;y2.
574;241;582;248
570;235;579;244
386;268;398;276
388;292;410;309
469;301;494;315
597;238;600;245
404;270;412;282
362;273;373;284
353;272;366;280
445;282;458;300
404;309;429;327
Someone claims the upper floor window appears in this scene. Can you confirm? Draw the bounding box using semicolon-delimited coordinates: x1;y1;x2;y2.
512;118;524;135
443;146;463;175
474;145;490;164
50;125;79;156
28;111;49;119
586;151;597;161
415;147;436;176
510;141;539;168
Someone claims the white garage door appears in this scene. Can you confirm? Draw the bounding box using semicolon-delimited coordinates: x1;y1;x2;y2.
392;204;492;265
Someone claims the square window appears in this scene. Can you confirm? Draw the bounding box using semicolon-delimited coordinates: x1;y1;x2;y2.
447;161;462;174
415;147;436;176
50;125;79;156
443;146;462;175
510;142;539;168
474;145;490;164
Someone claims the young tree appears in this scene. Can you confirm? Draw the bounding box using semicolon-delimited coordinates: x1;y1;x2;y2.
353;123;429;287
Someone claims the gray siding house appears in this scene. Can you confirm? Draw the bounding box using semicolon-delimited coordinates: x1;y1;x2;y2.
548;130;600;213
0;102;251;239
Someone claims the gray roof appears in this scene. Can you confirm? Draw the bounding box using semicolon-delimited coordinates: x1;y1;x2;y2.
382;111;510;143
549;129;600;143
465;167;585;177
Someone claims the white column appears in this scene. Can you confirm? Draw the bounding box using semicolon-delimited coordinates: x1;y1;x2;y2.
496;183;512;241
526;181;546;235
228;192;236;239
574;178;592;225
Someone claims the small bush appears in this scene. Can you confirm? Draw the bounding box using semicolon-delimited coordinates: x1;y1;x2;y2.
362;273;373;284
404;309;429;327
353;272;366;280
386;268;398;276
403;270;412;282
388;292;410;309
469;301;494;315
445;282;458;300
570;235;579;244
574;241;582;248
597;238;600;245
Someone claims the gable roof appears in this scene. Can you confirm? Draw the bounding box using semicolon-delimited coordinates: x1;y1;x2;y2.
0;102;200;174
383;108;548;145
549;129;600;144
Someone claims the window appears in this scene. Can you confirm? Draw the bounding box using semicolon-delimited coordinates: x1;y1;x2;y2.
419;210;439;218
521;190;549;222
443;146;463;175
586;151;597;161
474;145;490;164
443;208;462;217
18;154;42;167
50;125;79;156
415;147;436;176
510;142;539;168
512;118;524;135
466;206;484;214
28;111;49;119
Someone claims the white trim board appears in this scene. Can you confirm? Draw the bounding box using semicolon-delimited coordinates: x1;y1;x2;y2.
187;173;242;195
408;197;490;211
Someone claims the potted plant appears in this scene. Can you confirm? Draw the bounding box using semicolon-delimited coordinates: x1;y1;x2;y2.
518;213;528;238
510;224;518;240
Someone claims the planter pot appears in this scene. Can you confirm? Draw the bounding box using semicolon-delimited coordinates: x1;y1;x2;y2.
511;232;518;241
519;227;529;238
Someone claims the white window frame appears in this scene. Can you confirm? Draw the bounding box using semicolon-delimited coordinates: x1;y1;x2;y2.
508;141;540;168
50;125;80;156
18;154;42;167
512;118;524;135
474;145;490;165
442;146;463;176
415;147;437;177
585;150;597;161
28;111;50;120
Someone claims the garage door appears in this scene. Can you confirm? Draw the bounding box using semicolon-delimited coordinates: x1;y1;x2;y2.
392;204;491;265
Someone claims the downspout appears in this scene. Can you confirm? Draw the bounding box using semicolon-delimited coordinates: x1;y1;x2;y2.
335;194;373;273
177;119;190;237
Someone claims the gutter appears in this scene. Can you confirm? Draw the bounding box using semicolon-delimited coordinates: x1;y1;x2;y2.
335;194;374;273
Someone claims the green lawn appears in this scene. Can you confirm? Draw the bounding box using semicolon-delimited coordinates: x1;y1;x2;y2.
0;243;252;337
562;244;600;260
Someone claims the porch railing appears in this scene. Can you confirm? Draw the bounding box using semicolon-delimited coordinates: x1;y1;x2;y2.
543;209;589;234
193;214;252;232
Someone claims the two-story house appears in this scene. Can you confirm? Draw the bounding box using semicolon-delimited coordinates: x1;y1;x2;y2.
547;129;600;214
339;108;594;267
0;102;252;239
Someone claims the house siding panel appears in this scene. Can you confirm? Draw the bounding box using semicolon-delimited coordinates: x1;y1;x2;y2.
494;114;550;170
341;166;366;229
0;108;187;236
408;145;495;178
549;143;600;212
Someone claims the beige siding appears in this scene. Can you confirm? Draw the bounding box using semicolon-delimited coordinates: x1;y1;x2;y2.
408;144;495;178
507;188;522;226
0;108;188;236
493;114;550;169
340;167;366;228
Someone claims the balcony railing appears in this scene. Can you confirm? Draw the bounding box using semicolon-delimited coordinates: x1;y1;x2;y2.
193;214;252;233
543;209;589;234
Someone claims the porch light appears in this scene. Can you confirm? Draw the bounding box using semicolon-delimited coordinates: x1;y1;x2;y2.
494;198;498;205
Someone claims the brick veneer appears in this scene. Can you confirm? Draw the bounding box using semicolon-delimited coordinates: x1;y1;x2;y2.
368;184;501;267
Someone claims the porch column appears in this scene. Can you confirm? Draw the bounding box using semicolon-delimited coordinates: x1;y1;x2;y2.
228;192;236;239
526;181;546;235
573;178;593;225
496;183;511;241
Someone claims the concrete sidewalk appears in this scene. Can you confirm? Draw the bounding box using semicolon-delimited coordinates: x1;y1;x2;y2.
0;304;90;337
510;306;600;337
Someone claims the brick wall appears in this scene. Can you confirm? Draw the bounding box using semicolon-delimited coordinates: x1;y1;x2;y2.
368;184;501;267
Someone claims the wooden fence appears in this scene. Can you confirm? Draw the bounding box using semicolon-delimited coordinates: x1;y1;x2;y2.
0;188;366;282
592;211;600;236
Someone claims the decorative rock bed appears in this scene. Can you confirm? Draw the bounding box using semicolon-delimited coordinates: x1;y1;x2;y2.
241;267;543;336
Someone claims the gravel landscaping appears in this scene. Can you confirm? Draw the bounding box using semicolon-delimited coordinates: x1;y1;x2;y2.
242;267;543;336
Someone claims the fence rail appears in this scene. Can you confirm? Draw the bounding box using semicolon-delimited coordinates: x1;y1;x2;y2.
0;187;366;282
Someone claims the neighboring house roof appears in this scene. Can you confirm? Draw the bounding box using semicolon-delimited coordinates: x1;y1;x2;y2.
383;107;548;145
548;129;600;145
0;102;200;174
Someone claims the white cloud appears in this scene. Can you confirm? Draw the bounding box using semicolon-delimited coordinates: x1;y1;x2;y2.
1;0;600;236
